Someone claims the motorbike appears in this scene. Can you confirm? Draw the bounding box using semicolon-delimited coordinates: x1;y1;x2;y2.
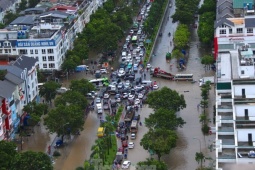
168;32;171;37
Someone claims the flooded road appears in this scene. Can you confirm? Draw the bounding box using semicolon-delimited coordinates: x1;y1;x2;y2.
149;0;216;169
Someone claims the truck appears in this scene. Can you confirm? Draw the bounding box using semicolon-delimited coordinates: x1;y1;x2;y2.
199;76;215;86
130;120;138;133
124;109;135;122
152;67;174;79
115;152;123;164
75;65;89;72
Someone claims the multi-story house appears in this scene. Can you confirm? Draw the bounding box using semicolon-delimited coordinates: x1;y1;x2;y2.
0;70;25;140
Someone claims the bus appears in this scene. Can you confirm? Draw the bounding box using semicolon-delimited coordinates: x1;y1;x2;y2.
131;35;138;44
174;74;193;81
89;78;109;87
130;120;138;133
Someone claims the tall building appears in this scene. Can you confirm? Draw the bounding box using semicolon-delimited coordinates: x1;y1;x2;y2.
214;0;255;169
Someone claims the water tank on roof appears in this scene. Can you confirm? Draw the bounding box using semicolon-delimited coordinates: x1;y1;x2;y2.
243;3;248;8
18;31;22;39
22;26;27;30
248;3;253;10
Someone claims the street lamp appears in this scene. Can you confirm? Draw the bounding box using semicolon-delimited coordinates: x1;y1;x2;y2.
193;137;201;153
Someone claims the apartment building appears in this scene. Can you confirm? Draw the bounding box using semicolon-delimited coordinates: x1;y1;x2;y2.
214;0;255;169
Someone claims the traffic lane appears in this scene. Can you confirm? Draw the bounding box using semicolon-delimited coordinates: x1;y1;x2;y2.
127;105;152;166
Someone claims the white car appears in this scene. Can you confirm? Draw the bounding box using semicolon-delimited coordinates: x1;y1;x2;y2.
122;161;131;169
129;30;134;34
100;69;107;74
137;30;142;35
128;94;135;100
103;93;110;99
56;87;69;94
122;93;128;99
153;84;159;90
136;46;141;52
128;142;135;149
119;68;125;73
116;98;121;103
127;54;132;60
138;93;144;99
95;98;101;104
146;63;152;68
135;98;140;105
134;85;144;91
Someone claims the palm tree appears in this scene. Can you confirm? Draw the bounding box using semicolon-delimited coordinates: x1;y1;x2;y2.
195;152;205;169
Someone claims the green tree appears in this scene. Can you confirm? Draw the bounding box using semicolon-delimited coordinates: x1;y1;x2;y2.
73;38;89;61
137;158;168;170
22;101;48;124
0;141;17;169
198;12;215;44
54;90;88;109
18;0;27;11
195;152;205;169
44;105;84;141
145;108;186;130
171;49;184;59
147;87;186;111
0;23;4;29
3;12;19;25
61;58;77;72
140;129;177;161
69;79;95;95
37;69;47;82
39;81;61;103
174;24;190;49
201;55;214;71
11;151;53;170
28;0;40;8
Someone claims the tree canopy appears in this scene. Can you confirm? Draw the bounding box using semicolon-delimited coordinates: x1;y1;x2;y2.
69;78;95;95
0;141;17;169
173;24;190;49
140;129;177;160
44;105;84;141
147;87;186;111
145;108;186;130
11;151;53;170
39;81;61;103
22;101;48;124
54;90;88;109
137;158;168;170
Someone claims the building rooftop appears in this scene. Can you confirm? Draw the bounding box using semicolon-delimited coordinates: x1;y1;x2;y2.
0;80;16;98
10;15;36;26
0;65;23;77
217;53;232;82
12;56;38;71
4;72;23;85
0;0;15;12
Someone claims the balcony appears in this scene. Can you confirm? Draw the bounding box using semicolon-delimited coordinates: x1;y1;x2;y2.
236;149;255;163
218;148;236;163
236;123;255;129
218;105;233;112
237;142;255;149
218;126;234;135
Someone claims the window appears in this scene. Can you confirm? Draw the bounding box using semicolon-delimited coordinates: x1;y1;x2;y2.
47;49;53;54
43;64;47;68
35;49;38;54
237;28;243;33
30;49;33;54
219;29;226;34
3;42;10;46
13;49;16;51
42;56;47;61
4;49;8;53
48;56;54;61
229;29;232;34
42;49;46;54
49;63;55;68
19;49;27;54
241;70;245;74
8;49;11;53
247;28;253;33
0;49;2;53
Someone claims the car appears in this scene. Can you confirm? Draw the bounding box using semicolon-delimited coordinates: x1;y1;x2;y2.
117;82;124;89
111;100;117;107
122;140;128;147
134;85;144;91
135;98;140;105
133;66;138;72
139;50;144;57
118;147;124;154
136;46;141;52
122;161;131;169
153;84;159;90
126;35;131;42
118;72;126;77
133;63;139;67
103;103;109;110
95;98;101;104
119;121;125;128
135;77;142;85
90;91;97;96
103;93;110;99
116;97;121;103
122;93;128;99
127;63;133;69
56;87;69;94
128;142;135;149
131;133;136;139
137;29;142;35
146;63;152;69
123;43;128;49
139;42;144;48
138;93;143;99
86;93;95;99
127;53;132;60
128;94;135;100
100;68;107;74
129;29;134;34
122;56;127;61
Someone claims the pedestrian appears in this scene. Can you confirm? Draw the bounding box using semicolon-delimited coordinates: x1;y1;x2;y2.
197;104;200;111
139;122;142;126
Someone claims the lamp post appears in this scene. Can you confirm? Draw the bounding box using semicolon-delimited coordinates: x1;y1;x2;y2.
193;137;201;153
